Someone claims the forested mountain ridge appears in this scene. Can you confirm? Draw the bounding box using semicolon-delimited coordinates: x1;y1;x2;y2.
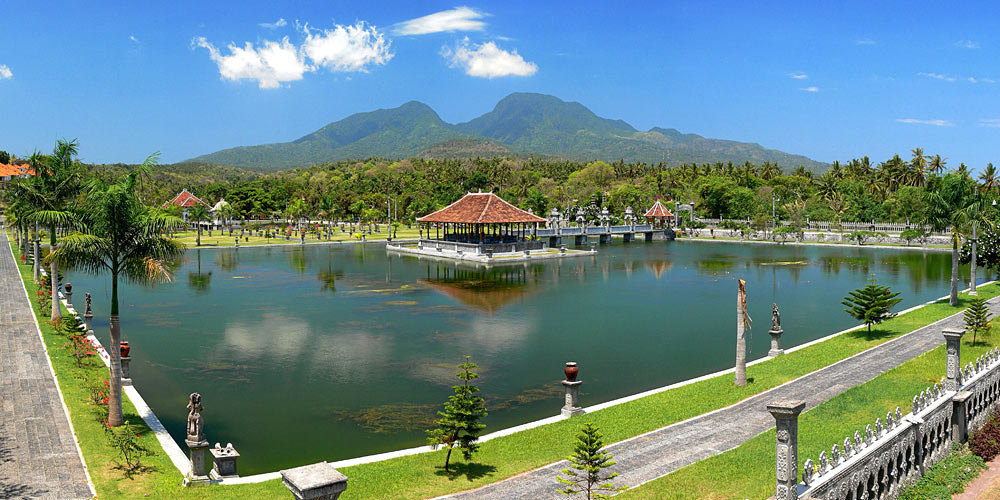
189;93;828;172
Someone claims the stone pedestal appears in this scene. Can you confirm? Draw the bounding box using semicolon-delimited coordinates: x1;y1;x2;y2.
281;462;348;500
943;328;965;391
953;391;972;444
210;444;240;479
184;439;210;484
120;356;132;386
561;380;583;417
768;328;784;357
84;311;93;334
767;399;806;500
64;283;72;305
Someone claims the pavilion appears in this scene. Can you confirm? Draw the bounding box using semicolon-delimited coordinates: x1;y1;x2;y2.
644;199;674;228
162;189;211;222
416;192;547;253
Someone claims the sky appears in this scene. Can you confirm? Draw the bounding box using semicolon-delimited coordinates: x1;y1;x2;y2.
2;1;1000;170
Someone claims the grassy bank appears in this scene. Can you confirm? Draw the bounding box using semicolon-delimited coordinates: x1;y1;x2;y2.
617;327;1000;499
7;231;996;499
171;226;421;247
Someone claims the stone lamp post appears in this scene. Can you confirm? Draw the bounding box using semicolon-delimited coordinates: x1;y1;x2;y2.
561;362;583;417
282;462;348;500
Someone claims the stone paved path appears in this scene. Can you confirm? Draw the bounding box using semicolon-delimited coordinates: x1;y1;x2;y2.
0;232;93;499
438;294;1000;500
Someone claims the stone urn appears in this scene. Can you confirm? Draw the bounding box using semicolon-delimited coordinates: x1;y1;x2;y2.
119;341;130;358
64;282;72;295
564;362;579;382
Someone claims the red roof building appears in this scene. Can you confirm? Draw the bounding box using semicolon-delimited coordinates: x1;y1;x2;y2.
162;189;210;210
644;199;674;228
0;162;34;180
417;192;545;247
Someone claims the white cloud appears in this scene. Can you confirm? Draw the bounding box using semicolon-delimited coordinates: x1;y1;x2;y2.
788;72;808;79
979;119;1000;128
443;38;537;78
129;35;140;44
0;65;11;80
800;86;819;92
193;36;309;89
260;18;288;29
394;7;486;35
918;72;958;82
896;118;955;127
856;39;876;45
301;22;393;72
918;72;995;84
193;21;392;89
955;40;980;49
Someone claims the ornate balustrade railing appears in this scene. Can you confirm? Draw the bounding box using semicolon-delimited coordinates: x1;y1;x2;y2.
770;329;1000;500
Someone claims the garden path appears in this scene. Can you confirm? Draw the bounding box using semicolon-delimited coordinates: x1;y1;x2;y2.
0;232;93;499
438;293;1000;499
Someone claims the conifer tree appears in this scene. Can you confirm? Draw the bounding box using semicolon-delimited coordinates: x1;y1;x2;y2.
427;355;487;471
964;296;994;344
557;423;628;499
842;274;903;335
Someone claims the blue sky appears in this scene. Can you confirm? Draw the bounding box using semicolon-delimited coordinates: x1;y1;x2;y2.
2;1;999;169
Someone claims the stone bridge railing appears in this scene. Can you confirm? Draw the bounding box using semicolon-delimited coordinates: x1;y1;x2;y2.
770;328;1000;500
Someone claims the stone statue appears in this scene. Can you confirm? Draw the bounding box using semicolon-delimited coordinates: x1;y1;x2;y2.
771;303;781;330
84;292;92;315
186;392;205;443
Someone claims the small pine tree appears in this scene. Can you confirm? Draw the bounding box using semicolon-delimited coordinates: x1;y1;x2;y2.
842;274;903;334
557;423;628;499
964;296;994;344
427;355;487;471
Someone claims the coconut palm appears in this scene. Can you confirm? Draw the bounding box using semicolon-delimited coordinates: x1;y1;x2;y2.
929;154;947;174
979;163;998;194
909;148;928;187
48;155;184;427
188;204;210;246
927;192;984;305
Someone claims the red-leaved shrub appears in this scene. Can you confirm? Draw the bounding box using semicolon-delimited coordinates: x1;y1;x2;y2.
970;406;1000;461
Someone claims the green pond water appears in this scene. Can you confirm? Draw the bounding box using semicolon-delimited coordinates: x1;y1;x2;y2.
65;240;986;474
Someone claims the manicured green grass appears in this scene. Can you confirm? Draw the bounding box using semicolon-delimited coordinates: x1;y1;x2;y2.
173;226;422;247
8;231;994;499
899;444;986;500
616;328;1000;499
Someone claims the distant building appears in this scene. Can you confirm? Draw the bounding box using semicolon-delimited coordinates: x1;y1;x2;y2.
644;199;674;228
162;189;211;221
0;162;35;189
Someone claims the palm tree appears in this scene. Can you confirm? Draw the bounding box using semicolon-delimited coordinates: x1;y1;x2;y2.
909;148;927;186
188;204;210;246
979;163;998;194
929;154;947;174
49;155;184;427
927;192;982;305
16;140;83;321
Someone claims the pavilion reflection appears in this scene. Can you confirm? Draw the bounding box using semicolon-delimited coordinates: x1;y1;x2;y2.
420;264;541;314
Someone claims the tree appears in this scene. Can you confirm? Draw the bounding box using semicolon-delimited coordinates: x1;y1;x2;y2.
0;150;9;164
963;297;993;345
188;204;210;246
49;154;184;426
900;228;927;246
427;356;487;471
926;174;976;305
842;275;903;335
557;423;628;499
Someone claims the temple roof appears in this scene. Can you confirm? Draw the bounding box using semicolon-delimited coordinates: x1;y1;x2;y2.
644;199;673;218
418;192;546;224
162;189;210;209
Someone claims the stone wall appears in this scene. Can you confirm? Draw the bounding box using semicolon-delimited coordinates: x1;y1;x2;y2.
771;329;1000;500
685;228;952;247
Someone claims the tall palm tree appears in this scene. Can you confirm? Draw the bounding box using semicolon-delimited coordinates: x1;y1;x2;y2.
929;154;947;174
927;192;980;305
49;155;184;427
188;204;210;246
979;163;998;194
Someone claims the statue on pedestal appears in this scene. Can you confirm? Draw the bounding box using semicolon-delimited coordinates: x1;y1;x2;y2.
186;393;205;443
768;303;784;357
84;292;92;315
771;303;781;331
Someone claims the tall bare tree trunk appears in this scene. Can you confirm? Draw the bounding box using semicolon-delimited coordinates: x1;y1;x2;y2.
32;222;40;280
50;249;61;322
735;279;748;386
971;223;979;296
108;275;124;427
950;235;959;306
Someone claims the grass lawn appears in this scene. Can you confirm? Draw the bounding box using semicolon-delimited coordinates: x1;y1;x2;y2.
616;327;1000;500
171;226;423;247
7;231;996;499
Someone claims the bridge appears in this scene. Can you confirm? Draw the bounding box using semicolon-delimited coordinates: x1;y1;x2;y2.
535;224;667;246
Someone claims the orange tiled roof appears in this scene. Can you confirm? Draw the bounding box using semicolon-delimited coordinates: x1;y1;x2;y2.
644;199;673;218
418;192;546;224
0;163;35;178
162;189;210;209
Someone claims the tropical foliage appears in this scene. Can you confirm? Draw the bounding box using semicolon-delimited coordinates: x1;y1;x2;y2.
427;356;488;472
842;275;904;334
557;423;628;499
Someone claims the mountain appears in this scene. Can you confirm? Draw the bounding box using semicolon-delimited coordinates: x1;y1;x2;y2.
190;93;828;172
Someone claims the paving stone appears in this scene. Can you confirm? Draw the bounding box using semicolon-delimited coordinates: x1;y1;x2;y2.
0;232;93;499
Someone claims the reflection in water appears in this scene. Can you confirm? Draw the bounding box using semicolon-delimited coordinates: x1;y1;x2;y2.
645;260;672;279
187;250;212;293
318;267;344;292
215;249;239;273
421;266;539;314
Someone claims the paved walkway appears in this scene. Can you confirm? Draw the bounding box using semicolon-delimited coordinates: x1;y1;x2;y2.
439;295;1000;500
0;232;93;499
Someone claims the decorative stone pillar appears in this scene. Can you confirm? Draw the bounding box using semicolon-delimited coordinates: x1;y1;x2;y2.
768;400;806;500
120;356;132;386
561;362;583;417
210;443;240;479
235;237;239;248
768;327;784;357
953;391;972;444
64;282;72;305
944;328;965;391
84;292;93;333
281;462;348;500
